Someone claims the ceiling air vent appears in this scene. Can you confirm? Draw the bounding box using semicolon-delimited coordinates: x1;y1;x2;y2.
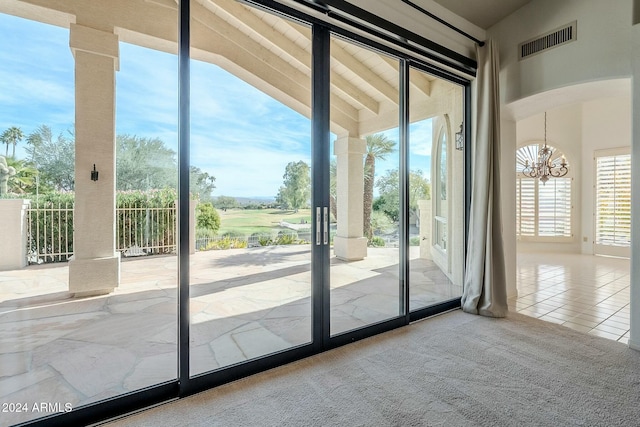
518;21;577;60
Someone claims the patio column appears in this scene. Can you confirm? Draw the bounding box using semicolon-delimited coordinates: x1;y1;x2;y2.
333;136;367;261
68;24;120;297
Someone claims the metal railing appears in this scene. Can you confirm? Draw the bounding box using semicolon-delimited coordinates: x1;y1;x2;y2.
27;203;177;264
117;205;176;256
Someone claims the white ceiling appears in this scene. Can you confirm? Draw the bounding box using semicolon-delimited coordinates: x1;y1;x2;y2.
430;0;533;29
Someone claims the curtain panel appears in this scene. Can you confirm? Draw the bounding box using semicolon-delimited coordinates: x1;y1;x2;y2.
461;39;508;317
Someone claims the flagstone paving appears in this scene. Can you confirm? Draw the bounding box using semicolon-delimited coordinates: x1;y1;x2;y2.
0;246;458;426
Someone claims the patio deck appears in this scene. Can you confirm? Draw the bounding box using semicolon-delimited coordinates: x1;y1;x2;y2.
0;245;458;426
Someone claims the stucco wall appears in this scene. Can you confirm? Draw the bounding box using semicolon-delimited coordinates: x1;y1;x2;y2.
489;0;634;105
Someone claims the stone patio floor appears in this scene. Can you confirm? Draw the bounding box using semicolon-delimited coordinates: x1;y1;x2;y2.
0;245;458;426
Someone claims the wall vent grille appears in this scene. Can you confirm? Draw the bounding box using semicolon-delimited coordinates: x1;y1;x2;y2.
518;21;577;60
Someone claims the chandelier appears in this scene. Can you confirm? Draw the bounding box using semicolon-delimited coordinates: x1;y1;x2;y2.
521;112;568;184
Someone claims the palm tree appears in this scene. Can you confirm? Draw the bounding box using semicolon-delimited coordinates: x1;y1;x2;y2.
363;133;396;240
1;126;24;158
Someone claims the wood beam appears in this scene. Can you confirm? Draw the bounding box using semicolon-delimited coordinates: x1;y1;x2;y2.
192;3;358;133
329;40;398;104
288;24;398;104
409;67;433;98
331;72;380;114
379;55;432;98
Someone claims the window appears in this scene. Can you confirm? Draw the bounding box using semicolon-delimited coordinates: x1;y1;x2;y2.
434;128;448;251
594;148;631;257
516;143;572;240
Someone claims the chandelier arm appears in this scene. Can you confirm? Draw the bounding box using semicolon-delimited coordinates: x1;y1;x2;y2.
549;166;569;177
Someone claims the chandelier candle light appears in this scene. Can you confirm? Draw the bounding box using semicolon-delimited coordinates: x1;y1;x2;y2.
521;112;568;184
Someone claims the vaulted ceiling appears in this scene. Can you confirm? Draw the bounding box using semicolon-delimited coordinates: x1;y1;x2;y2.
2;0;462;137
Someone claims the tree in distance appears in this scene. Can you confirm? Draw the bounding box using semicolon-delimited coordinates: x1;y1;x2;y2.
25;125;75;191
23;125;217;198
374;168;430;222
215;195;239;211
276;160;310;212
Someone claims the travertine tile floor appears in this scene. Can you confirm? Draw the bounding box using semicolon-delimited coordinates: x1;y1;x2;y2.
510;252;630;344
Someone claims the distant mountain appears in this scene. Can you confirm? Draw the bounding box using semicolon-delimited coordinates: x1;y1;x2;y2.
214;196;275;205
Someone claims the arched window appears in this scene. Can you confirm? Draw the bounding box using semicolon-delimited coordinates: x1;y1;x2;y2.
434;128;447;251
515;143;572;240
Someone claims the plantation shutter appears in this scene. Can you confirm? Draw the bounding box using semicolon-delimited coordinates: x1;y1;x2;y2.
515;177;571;239
595;152;631;257
538;178;572;237
516;177;536;237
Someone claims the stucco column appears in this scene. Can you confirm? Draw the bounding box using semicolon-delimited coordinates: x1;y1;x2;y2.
333;136;367;261
68;24;120;297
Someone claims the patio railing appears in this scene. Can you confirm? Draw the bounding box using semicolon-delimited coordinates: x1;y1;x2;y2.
27;203;177;264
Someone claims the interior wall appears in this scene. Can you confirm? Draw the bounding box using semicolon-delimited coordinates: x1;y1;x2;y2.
489;0;634;105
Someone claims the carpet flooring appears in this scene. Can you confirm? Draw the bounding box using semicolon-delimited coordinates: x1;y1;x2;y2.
102;310;640;426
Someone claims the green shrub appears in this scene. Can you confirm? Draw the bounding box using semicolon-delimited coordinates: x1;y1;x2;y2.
196;202;221;233
274;230;297;245
371;211;394;234
202;236;248;250
255;233;273;246
409;236;421;246
369;236;386;247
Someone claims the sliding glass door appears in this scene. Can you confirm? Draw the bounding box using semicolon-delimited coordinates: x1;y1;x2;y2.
328;35;402;336
0;0;470;424
408;66;465;312
188;3;314;376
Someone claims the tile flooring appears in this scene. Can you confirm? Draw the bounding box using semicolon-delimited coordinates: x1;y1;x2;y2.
510;252;630;344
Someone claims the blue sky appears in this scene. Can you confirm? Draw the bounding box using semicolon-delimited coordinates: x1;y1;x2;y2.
0;13;431;198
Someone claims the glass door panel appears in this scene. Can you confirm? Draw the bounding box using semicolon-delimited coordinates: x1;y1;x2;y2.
408;67;464;311
329;35;401;335
0;4;179;425
189;4;312;375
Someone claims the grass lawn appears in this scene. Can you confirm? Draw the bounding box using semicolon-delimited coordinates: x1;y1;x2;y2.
217;208;312;236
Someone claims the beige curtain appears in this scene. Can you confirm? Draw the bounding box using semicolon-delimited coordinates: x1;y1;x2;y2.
461;39;508;317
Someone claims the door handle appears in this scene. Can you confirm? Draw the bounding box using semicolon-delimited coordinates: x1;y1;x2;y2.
316;207;321;245
323;207;328;245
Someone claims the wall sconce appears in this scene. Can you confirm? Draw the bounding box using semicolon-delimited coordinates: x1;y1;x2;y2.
455;123;464;151
91;164;99;181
